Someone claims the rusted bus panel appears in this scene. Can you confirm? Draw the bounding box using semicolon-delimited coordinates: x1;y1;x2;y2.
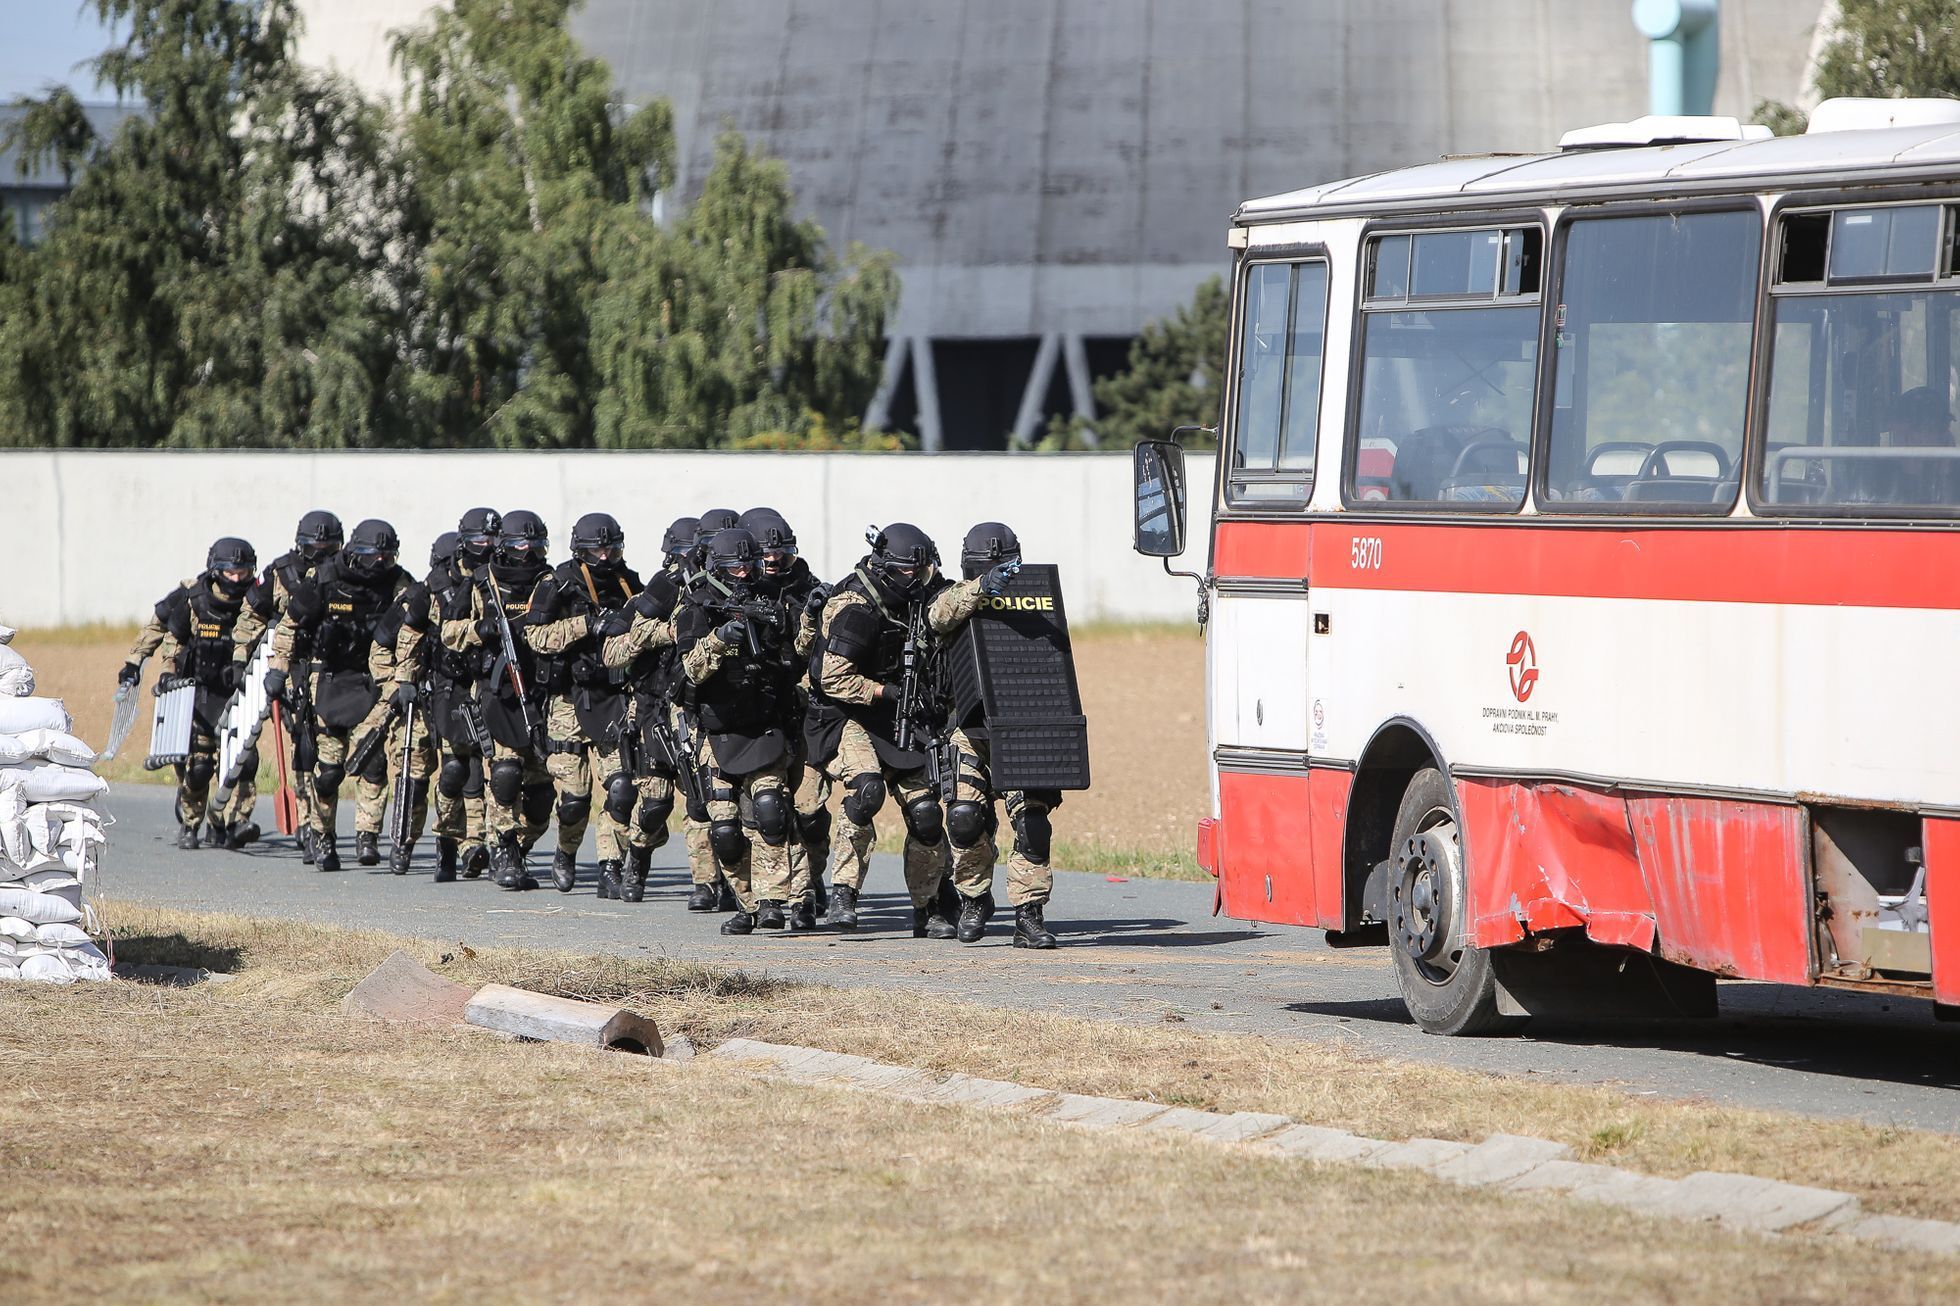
1625;796;1812;984
1456;777;1657;952
1922;817;1960;1005
1211;520;1311;580
1308;768;1351;928
1215;771;1319;925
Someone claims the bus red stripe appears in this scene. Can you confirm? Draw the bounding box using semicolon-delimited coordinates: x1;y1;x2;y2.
1214;519;1960;611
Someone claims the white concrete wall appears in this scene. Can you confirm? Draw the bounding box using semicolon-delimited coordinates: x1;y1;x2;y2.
0;450;1217;629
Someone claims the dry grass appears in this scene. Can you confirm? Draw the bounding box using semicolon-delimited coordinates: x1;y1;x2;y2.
13;623;1212;873
4;906;1953;1302
92;905;1960;1230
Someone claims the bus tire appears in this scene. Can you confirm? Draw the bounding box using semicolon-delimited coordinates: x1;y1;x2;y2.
1386;767;1527;1037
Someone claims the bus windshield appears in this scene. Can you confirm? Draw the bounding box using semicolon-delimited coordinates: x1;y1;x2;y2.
1761;287;1960;513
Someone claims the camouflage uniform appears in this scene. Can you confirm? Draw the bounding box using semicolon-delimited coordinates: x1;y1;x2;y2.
395;553;490;877
459;533;556;887
123;571;257;841
234;546;330;839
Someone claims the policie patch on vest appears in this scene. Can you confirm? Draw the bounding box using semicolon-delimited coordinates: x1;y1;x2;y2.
943;563;1089;791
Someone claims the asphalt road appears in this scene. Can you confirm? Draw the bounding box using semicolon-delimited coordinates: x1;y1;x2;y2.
96;783;1960;1132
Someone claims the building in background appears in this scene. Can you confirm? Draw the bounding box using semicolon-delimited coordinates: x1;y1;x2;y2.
0;103;140;245
303;1;1825;449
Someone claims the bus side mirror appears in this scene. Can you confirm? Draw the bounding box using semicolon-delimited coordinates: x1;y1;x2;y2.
1133;440;1188;558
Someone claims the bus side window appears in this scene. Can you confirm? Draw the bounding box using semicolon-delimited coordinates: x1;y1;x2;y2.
1541;210;1760;512
1228;259;1327;506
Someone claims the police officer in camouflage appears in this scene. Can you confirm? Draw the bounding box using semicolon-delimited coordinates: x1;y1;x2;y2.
266;520;412;873
468;511;556;890
367;533;453;875
234;510;342;861
597;515;696;903
394;509;499;882
121;538;261;849
677;527;800;934
807;524;969;936
933;523;1060;949
522;512;651;898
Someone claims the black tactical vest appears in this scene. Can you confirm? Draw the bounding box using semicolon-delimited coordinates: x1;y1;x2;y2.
166;581;243;690
309;560;404;674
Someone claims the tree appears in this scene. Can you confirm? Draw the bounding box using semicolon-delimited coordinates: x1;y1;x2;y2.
0;1;399;448
1756;0;1960;134
1042;275;1227;450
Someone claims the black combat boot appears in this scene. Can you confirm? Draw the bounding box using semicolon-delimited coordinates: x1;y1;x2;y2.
826;883;859;931
788;897;816;931
756;899;786;930
299;826;317;865
720;910;757;935
389;839;412;876
621;847;651;903
956;890;995;944
596;859;621;900
686;882;717;911
491;838;522;890
355;831;380;866
316;835;341;873
225;821;261;850
913;900;957;941
205;819;230;847
551;850;577;893
460;845;488;879
176;824;200;851
715;882;740;912
434;838;459;883
1013;903;1058;950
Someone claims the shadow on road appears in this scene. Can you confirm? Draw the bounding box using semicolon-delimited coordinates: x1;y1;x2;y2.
1284;997;1415;1024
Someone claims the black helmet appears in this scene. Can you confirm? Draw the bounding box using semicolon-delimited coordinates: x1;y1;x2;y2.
662;516;700;562
430;531;460;570
295;509;343;561
694;507;740;547
707;527;761;586
497;509;549;569
570;512;625;571
344;519;399;575
960;522;1021;580
868;522;939;594
742;508;797;575
457;507;501;567
206;537;257;601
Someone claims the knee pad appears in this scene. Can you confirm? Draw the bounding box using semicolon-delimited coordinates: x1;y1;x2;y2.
709;819;750;867
1011;799;1053;864
489;759;524;806
797;807;832;848
902;794;945;847
752;788;792;845
184;754;215;786
438;756;469;799
523;784;555;827
946;800;991;850
557;791;592;827
314;762;345;799
841;774;886;827
603;773;636;825
359;747;389;787
462;756;484;799
636;792;674;835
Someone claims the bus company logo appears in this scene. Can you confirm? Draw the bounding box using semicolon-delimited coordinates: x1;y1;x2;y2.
1506;631;1539;703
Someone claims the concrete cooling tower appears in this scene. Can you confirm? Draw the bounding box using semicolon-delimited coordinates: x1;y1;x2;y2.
300;1;1826;448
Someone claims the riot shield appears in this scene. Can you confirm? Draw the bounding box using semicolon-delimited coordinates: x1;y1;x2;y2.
101;683;141;761
212;633;273;804
942;563;1090;791
145;676;198;771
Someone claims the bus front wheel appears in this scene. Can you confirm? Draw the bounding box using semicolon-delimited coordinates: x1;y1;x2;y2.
1386;768;1527;1037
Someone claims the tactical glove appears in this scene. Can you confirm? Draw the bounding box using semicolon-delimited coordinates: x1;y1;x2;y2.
715;619;746;646
804;584;831;616
262;668;288;700
595;608;634;639
389;682;418;710
475;615;501;645
117;662;141;687
878;681;905;702
981;559;1023;596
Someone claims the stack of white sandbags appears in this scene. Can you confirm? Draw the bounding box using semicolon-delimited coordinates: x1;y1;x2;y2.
0;626;111;983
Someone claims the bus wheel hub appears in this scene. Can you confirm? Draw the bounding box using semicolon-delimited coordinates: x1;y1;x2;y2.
1394;828;1459;964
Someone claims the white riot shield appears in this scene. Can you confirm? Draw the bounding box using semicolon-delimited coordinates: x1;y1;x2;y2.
214;633;273;800
100;683;142;761
144;677;197;771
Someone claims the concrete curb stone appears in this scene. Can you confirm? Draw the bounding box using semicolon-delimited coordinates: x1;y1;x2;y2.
702;1038;1960;1259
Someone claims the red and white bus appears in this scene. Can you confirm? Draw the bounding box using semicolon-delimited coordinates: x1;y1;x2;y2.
1134;100;1960;1034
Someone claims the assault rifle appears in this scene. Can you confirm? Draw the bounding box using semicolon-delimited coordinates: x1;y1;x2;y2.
702;587;787;659
480;568;538;742
387;687;418;859
894;601;954;793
